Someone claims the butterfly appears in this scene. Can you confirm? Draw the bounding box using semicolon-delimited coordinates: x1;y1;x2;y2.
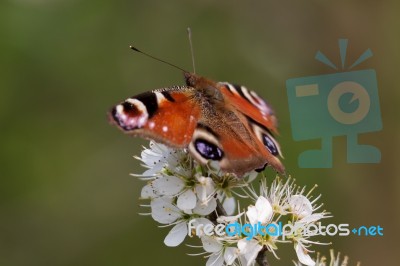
109;69;285;177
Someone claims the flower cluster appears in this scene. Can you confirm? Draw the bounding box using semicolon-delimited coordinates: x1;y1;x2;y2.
133;141;359;266
136;142;248;247
208;177;331;266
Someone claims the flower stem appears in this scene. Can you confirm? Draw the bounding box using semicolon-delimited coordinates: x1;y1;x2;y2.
207;198;227;223
256;246;270;266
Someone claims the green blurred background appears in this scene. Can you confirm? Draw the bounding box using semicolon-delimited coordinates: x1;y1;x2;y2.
1;0;399;265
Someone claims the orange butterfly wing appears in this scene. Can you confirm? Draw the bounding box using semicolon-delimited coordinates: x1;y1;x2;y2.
217;82;285;174
110;87;201;148
184;109;268;176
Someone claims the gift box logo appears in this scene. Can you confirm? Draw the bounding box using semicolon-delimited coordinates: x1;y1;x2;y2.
286;39;382;168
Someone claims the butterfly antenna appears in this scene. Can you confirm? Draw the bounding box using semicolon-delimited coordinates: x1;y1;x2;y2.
129;45;187;72
187;27;196;74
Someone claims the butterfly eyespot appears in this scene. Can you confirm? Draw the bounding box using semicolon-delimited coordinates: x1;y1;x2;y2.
111;99;149;131
194;139;224;161
122;101;135;112
262;134;279;156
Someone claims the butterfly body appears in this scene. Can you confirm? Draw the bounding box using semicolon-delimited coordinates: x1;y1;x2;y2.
110;72;284;177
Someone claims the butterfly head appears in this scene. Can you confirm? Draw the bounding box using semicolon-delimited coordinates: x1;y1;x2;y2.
184;72;217;88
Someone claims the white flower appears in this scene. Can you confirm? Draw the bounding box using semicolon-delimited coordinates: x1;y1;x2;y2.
144;164;218;212
289;195;313;219
287;194;330;264
246;196;273;225
213;173;249;197
244;176;331;263
133;142;338;266
134;141;186;177
289;194;329;225
249;176;293;215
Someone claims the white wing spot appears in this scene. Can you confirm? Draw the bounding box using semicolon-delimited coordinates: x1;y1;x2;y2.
162;126;168;132
155;92;166;105
116;105;124;113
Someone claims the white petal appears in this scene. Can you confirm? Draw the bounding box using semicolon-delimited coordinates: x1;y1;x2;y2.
238;239;263;266
255;196;273;223
222;196;236;216
140;147;162;166
139;143;169;173
295;243;315;266
183;208;193;215
298;213;325;224
141;184;157;199
194;217;214;225
195;176;215;201
177;189;197;210
193;197;217;215
165;150;186;169
246;196;273;225
246;205;258;225
201;236;222;252
289;195;313;219
142;168;160;177
153;176;184;196
206;252;224;266
195;183;207;202
164;222;188;247
191;218;214;237
151;197;181;224
216;213;244;223
224;247;238;265
208;160;221;172
246;171;258;183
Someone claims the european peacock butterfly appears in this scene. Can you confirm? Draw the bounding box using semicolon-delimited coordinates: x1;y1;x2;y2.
109;45;284;177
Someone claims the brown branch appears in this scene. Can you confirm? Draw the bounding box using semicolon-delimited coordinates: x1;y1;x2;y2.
256;246;270;266
207;198;227;224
